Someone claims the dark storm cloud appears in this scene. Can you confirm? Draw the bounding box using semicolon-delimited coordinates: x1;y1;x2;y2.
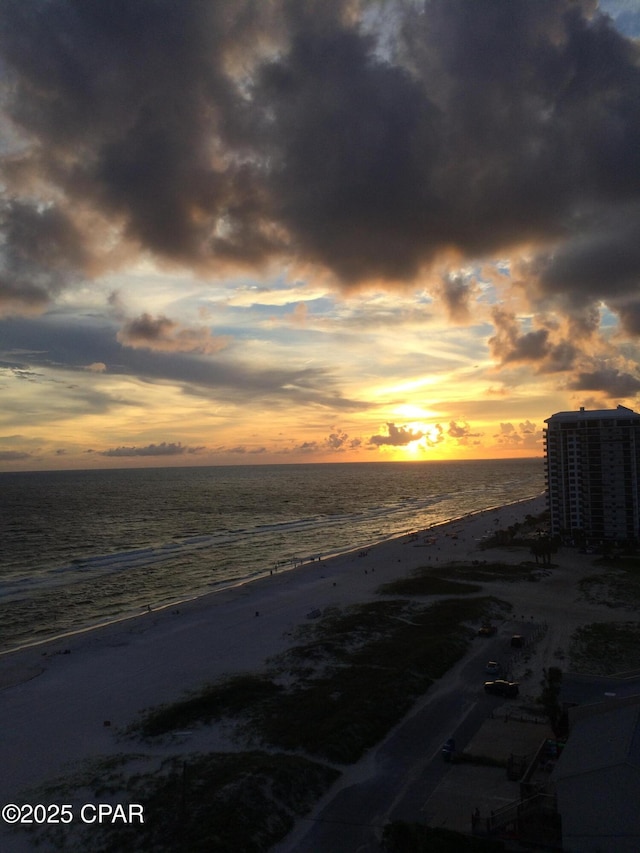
488;309;550;365
399;1;640;240
258;19;442;282
531;208;640;322
1;0;640;315
613;300;640;337
0;0;282;270
543;341;580;373
567;367;640;397
0;201;88;314
488;307;584;372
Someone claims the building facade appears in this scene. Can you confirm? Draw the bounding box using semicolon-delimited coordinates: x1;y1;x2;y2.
544;405;640;542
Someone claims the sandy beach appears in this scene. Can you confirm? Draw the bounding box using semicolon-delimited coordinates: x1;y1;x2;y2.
3;492;638;851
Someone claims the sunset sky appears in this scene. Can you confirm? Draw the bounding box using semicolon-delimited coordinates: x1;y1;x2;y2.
1;0;640;470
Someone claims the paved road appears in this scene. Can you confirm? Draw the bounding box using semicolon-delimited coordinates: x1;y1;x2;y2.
275;630;511;853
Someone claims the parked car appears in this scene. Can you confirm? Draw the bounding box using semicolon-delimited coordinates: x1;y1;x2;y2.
484;679;519;697
478;624;497;636
485;661;501;675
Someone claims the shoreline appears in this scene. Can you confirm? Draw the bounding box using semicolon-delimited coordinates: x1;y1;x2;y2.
1;493;552;846
5;488;640;850
0;493;545;660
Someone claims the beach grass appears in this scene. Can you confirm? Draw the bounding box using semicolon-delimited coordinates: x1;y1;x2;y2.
579;562;640;609
26;753;150;802
256;597;511;765
18;751;339;853
134;674;282;739
435;561;542;583
376;573;482;596
19;590;517;851
569;621;640;675
132;596;505;764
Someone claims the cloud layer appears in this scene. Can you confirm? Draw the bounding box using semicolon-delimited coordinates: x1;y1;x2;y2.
1;1;640;467
2;1;639;303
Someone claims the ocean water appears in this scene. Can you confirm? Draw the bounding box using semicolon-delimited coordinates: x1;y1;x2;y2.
0;459;544;653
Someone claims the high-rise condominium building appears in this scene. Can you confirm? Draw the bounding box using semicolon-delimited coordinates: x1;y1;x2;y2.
544;405;640;542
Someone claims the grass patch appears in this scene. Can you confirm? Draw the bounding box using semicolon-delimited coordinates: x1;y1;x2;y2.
569;621;640;675
247;597;503;763
134;674;282;738
437;562;540;583
17;751;339;853
251;663;431;763
26;753;149;802
21;595;515;851
377;572;482;597
133;597;506;765
245;599;500;763
579;568;640;609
